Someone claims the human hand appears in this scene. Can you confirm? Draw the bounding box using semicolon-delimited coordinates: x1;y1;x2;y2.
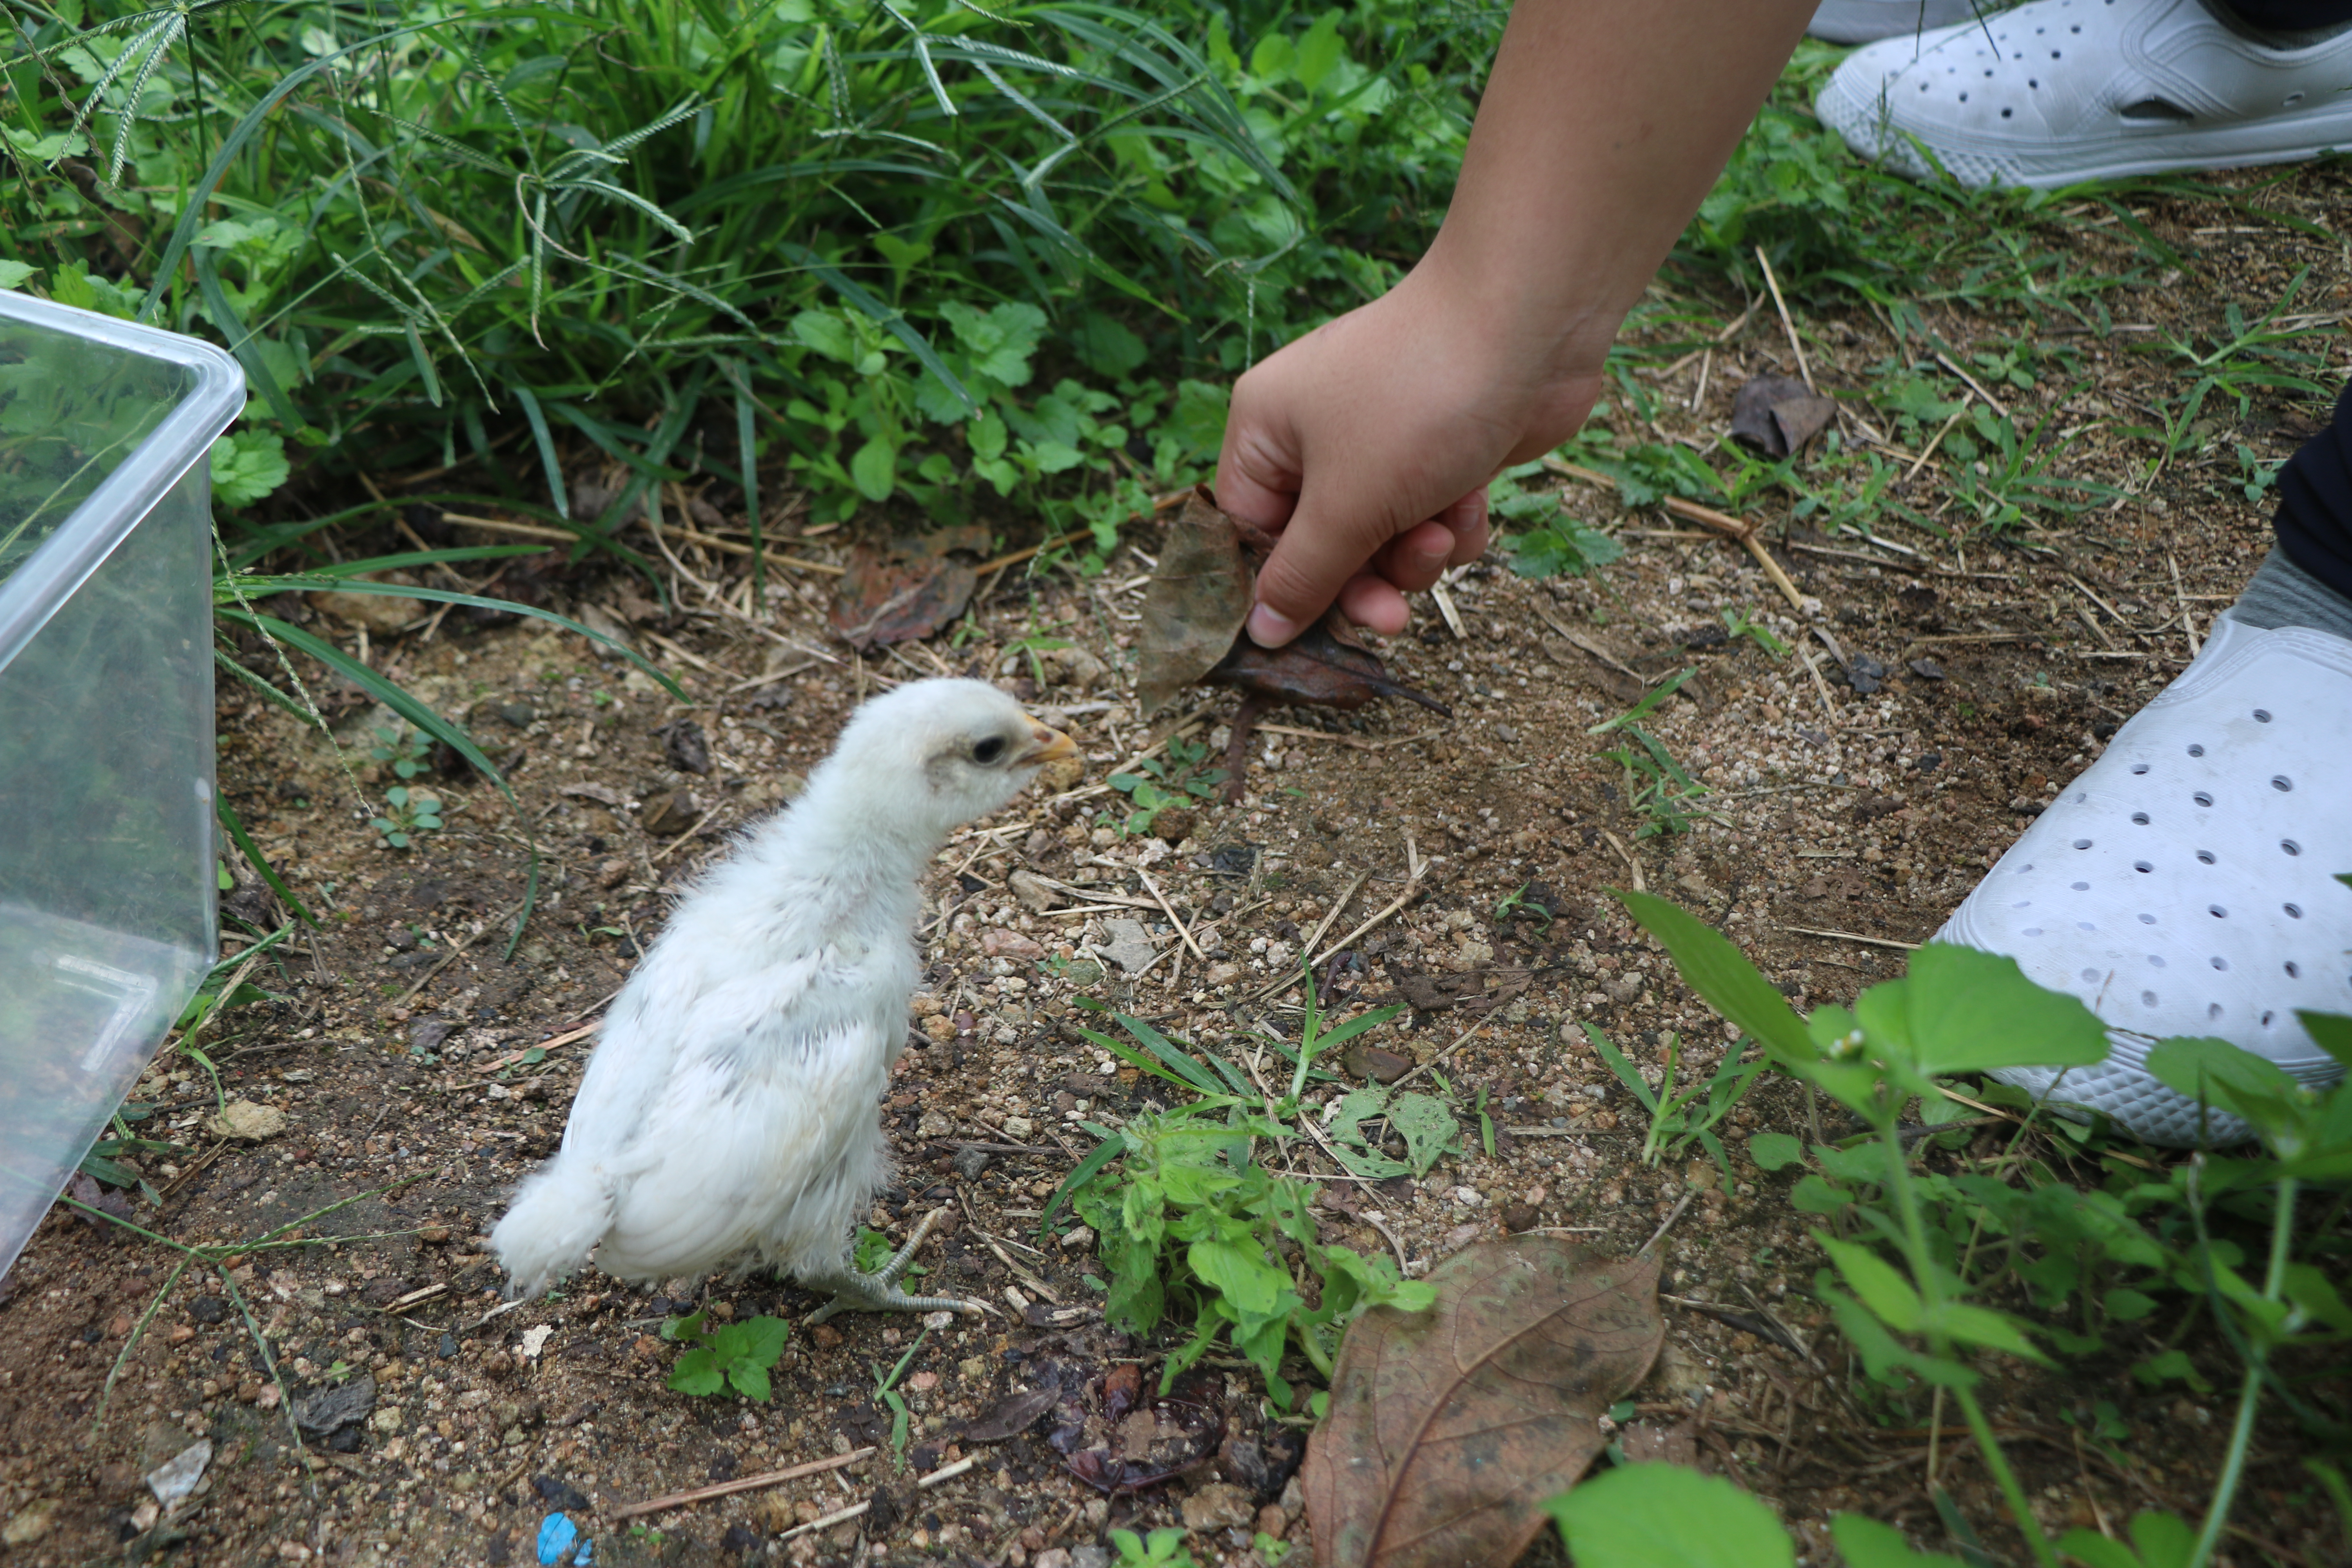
1214;264;1612;646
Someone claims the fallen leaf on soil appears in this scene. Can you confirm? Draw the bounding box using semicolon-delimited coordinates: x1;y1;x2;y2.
640;789;700;835
65;1171;136;1228
830;532;984;650
207;1100;287;1141
1136;489;1254;717
1394;968;1535;1016
661;718;712;775
1728;373;1837;458
143;1438;211;1510
963;1387;1059;1443
293;1377;375;1439
1302;1238;1663;1568
1341;1040;1413;1085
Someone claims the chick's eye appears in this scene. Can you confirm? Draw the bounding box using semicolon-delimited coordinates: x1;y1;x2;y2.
972;735;1007;765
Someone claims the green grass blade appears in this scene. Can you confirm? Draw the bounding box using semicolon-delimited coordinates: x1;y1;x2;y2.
214;792;315;926
730;362;764;613
508;383;570;519
1114;1014;1234;1096
191;248;302;431
230;577;684;701
1038;1130;1127;1239
137;16;444;327
1586;1025;1658;1112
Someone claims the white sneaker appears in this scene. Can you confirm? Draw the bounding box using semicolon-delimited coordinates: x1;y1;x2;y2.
1935;612;2352;1145
1810;1;2003;46
1815;0;2352;188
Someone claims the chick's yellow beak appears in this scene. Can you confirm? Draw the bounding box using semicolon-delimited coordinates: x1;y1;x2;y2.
1021;721;1078;765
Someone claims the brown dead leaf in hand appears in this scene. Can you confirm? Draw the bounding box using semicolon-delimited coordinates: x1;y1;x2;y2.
1136;489;1256;717
1203;616;1452;718
1302;1238;1663;1568
1132;486;1449;798
829;526;989;650
1728;373;1837;459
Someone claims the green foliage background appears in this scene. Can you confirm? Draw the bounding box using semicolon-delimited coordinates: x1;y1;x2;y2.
2;0;1501;556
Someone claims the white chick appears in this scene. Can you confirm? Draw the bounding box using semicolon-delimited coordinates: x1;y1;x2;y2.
491;677;1076;1319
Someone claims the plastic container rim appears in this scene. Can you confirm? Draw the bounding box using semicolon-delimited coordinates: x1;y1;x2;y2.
0;292;246;675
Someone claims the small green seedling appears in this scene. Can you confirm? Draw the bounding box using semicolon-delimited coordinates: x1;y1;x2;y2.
1583;1024;1762;1178
1589;670;1719;838
1048;965;1430;1406
1110;735;1226;837
1003;632;1073;684
854;1225;924;1279
1109;1526;1201;1567
371;724;431;782
661;1310;791;1401
1721;606;1790;657
1493;882;1554;932
871;1324;930;1465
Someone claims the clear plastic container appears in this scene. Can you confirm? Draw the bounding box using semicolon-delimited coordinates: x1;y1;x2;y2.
0;293;243;1279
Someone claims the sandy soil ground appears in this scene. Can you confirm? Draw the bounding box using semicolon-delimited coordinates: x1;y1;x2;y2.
1;164;2346;1568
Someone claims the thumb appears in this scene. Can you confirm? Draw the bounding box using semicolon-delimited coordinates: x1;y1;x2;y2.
1245;489;1392;648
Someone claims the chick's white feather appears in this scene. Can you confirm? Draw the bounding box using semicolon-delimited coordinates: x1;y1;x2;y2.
492;679;1066;1300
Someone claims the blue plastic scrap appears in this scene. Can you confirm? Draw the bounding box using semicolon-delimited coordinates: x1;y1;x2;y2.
537;1512;591;1566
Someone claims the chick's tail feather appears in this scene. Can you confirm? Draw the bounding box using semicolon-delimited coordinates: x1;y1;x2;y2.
490;1152;612;1299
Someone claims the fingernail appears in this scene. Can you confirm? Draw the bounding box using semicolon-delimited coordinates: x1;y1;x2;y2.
1246;604;1299;647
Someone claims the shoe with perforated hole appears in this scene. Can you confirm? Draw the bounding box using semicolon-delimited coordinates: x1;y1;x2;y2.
1809;0;2001;46
1815;0;2352;188
1934;612;2352;1145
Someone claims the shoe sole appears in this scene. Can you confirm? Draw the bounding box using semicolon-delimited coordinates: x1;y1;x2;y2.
1818;78;2352;187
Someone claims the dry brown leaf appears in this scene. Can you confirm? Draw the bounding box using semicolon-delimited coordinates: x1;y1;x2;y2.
829;546;977;650
1136;488;1254;717
1203;617;1452;717
1303;1239;1663;1568
1394;967;1535;1017
962;1387;1059;1443
1728;373;1837;459
1132;487;1450;795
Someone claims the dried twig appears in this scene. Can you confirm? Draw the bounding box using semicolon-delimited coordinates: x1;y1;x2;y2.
613;1447;877;1522
1135;870;1206;963
1640;1188;1699;1255
776;1455;979;1541
477;1020;600;1075
2169;552;2201;658
1598;830;1645;894
1781;926;1920;952
1754;245;1813;391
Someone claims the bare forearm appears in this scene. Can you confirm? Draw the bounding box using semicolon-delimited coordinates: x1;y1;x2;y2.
1218;0;1816;644
1419;0;1818;367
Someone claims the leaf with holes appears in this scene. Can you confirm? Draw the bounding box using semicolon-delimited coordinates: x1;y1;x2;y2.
1384;1093;1458;1179
1136;488;1254;716
1303;1239;1662;1568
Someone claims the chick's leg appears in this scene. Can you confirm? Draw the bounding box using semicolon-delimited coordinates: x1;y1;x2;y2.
802;1208;991;1325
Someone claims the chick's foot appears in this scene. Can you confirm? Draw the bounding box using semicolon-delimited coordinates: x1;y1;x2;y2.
803;1207;992;1325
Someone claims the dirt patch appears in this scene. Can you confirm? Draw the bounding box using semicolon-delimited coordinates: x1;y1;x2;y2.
2;167;2346;1566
